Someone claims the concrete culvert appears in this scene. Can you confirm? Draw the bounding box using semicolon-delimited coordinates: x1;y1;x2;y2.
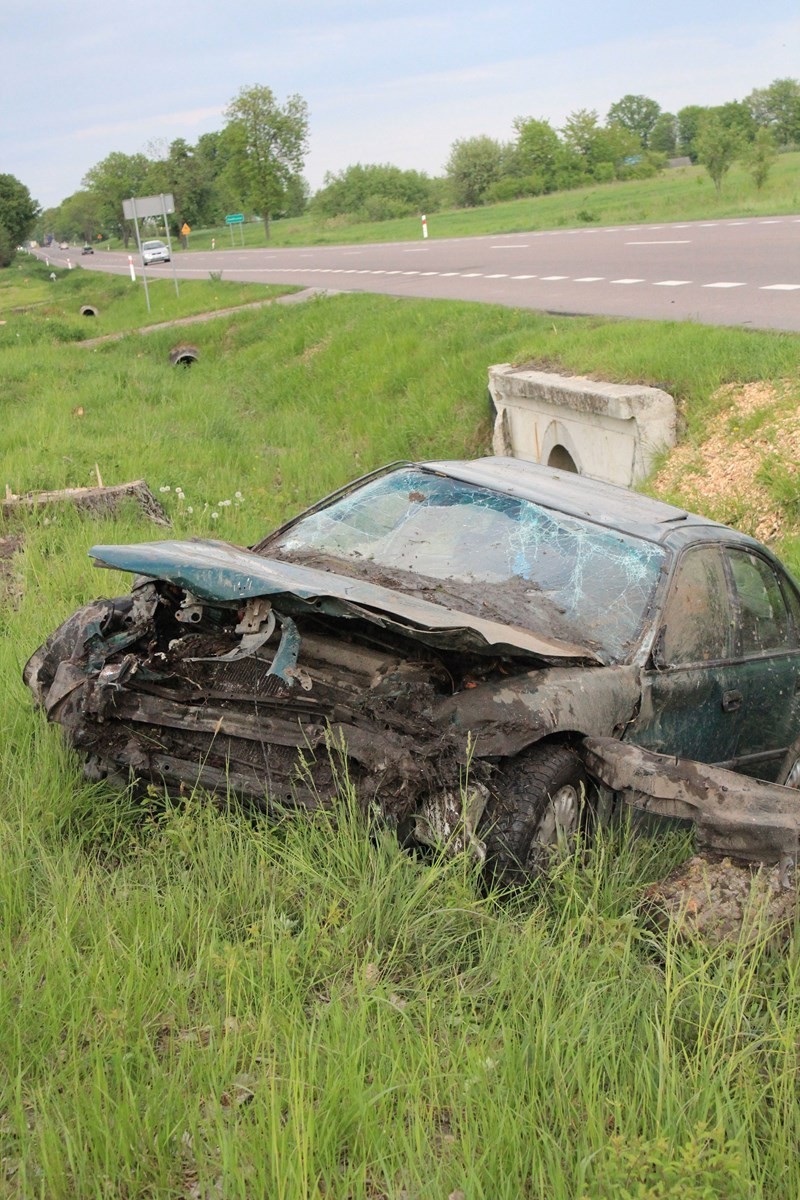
169;345;200;367
79;305;99;317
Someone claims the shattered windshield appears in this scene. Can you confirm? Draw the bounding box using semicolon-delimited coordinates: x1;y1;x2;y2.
269;469;665;661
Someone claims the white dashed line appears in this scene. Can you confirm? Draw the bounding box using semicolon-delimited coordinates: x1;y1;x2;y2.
699;223;719;227
419;271;438;276
759;219;781;224
653;280;692;287
627;240;690;245
761;283;800;290
728;221;749;226
703;281;745;288
439;271;460;276
485;273;508;279
491;244;529;249
539;275;568;281
462;272;483;277
611;278;645;284
511;274;537;279
574;276;604;282
401;271;420;275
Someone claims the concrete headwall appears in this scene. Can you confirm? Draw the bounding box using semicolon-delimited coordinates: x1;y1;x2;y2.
488;364;677;488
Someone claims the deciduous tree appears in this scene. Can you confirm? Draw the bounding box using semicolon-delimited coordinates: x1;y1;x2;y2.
606;94;661;148
695;113;740;194
223;85;310;239
0;174;39;266
445;136;505;206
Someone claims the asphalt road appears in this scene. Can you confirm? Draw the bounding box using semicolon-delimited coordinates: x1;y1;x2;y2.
44;214;800;331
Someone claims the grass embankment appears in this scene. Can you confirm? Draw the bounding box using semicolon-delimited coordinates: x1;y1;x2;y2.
2;274;800;1196
109;151;800;253
1;259;298;341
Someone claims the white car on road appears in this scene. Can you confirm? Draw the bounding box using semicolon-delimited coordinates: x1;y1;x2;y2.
141;240;170;265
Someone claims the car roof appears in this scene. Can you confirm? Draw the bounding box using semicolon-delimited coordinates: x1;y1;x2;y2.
423;456;730;545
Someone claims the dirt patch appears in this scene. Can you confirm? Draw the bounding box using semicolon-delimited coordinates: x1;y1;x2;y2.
652;381;800;541
644;854;797;946
0;534;24;601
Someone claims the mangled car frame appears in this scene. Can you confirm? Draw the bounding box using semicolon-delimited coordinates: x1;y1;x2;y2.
25;457;800;880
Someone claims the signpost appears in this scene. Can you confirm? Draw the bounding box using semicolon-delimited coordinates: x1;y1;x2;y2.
225;213;245;247
122;193;179;309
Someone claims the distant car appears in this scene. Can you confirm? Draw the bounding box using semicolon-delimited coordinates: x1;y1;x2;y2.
23;457;800;882
81;245;94;255
59;241;69;250
141;239;170;265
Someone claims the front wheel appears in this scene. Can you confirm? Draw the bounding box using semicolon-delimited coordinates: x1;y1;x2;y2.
481;743;592;885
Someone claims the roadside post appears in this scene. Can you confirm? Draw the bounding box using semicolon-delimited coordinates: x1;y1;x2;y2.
128;256;135;281
421;214;428;239
226;213;245;246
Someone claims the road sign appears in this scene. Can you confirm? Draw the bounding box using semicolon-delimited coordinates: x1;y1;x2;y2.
122;193;175;220
225;214;244;224
181;223;191;235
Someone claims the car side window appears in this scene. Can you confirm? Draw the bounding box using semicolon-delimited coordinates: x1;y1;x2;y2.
725;549;794;654
658;546;732;666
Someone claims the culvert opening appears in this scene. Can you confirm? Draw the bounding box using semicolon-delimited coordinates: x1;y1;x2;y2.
79;305;99;317
169;345;200;367
547;445;579;473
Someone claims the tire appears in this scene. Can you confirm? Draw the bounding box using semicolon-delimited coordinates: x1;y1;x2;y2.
481;743;592;885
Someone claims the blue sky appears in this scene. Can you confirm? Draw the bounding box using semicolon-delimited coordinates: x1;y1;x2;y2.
3;0;799;209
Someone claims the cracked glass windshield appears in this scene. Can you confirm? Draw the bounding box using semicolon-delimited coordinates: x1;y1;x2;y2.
271;469;665;661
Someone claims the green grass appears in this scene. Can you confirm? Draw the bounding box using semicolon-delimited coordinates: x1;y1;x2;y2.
1;257;298;341
2;271;800;1196
135;152;800;253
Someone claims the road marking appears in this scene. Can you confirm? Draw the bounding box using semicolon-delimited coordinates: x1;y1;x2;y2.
759;219;781;224
703;281;745;288
401;270;420;275
485;273;508;278
539;275;568;281
761;283;800;290
653;280;692;286
462;272;483;277
611;278;645;284
574;276;604;282
491;244;529;249
627;239;691;245
439;271;460;276
511;274;537;279
419;271;439;276
699;223;719;227
728;221;749;226
404;248;428;253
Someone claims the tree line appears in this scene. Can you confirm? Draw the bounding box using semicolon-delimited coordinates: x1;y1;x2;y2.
2;76;798;261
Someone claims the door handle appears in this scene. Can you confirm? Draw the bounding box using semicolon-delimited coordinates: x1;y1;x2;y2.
722;689;743;713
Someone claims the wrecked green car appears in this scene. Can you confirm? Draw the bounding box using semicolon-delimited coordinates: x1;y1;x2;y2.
24;458;800;878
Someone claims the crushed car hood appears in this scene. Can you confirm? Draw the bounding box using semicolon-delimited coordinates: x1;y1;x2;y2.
89;538;601;665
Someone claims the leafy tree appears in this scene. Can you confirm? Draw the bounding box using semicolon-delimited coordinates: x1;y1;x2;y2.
510;117;562;185
711;100;756;144
743;127;778;189
82;151;151;246
51;190;103;243
650;113;678;155
606;94;661;148
745;78;800;145
223;84;310;239
561;108;602;163
676;105;708;161
0;174;39;266
695;113;740;194
311;163;435;220
445;136;505;206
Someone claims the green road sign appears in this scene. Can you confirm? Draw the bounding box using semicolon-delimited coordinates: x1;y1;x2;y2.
225;214;244;224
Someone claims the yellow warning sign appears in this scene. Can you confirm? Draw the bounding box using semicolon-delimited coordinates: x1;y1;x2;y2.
181;223;191;235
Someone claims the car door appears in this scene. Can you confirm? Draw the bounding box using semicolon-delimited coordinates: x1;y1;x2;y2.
625;544;745;765
721;546;800;779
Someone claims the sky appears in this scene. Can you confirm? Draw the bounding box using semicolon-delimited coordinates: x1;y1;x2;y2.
3;0;799;211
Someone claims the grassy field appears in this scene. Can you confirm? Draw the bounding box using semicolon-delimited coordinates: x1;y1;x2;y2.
2;271;800;1196
99;151;800;254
